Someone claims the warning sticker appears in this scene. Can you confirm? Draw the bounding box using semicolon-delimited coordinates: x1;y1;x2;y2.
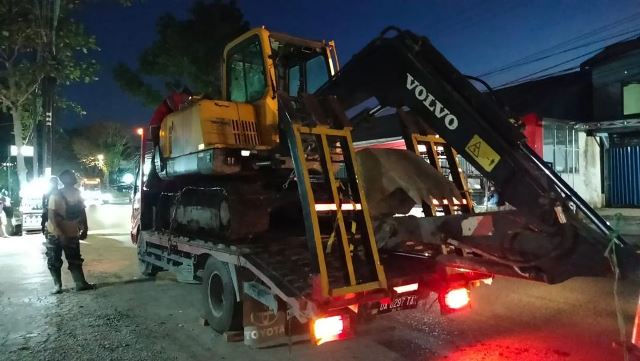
465;135;501;172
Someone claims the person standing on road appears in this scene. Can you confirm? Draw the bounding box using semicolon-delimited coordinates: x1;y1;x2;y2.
46;170;95;293
0;189;9;238
41;177;60;234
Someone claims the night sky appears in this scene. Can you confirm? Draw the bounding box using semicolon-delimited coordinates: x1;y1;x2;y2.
62;0;640;129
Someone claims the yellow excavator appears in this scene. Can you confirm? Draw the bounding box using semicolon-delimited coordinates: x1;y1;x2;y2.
133;26;634;343
157;29;336;170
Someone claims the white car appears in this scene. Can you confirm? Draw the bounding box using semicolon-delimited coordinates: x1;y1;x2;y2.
81;189;104;206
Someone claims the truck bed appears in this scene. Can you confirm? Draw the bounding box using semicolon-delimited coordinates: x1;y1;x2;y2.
141;230;440;310
141;231;380;298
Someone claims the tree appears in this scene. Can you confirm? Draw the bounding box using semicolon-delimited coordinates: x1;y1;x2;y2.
71;122;133;187
0;1;98;186
113;0;248;106
51;125;82;174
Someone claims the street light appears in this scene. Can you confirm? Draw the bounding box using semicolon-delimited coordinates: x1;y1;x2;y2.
10;145;34;157
136;128;144;185
96;154;105;171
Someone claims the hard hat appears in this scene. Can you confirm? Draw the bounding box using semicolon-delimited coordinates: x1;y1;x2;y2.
48;176;61;191
59;170;78;186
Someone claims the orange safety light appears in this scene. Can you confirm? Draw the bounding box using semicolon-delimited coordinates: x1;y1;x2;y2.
311;314;352;345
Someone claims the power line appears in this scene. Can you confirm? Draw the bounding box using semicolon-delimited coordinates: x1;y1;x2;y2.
497;58;640;89
496;50;596;88
481;26;640;79
495;33;640;88
477;10;640;77
495;66;579;89
495;52;597;88
511;12;640;63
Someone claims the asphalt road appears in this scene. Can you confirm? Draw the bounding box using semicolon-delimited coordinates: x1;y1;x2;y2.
0;204;639;361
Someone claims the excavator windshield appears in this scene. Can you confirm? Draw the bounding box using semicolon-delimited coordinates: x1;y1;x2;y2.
223;29;337;103
226;35;267;103
269;32;336;96
221;28;337;147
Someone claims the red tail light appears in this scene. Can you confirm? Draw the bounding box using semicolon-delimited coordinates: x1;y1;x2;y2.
445;288;470;309
312;314;352;345
438;287;470;314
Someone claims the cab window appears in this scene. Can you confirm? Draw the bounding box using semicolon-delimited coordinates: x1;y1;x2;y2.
306;56;329;93
288;65;301;96
270;37;331;97
283;55;329;96
227;35;266;102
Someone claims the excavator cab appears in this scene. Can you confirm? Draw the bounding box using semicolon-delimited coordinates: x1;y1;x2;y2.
156;28;338;174
222;28;339;146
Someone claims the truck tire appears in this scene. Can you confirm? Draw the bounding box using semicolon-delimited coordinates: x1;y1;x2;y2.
202;257;242;333
137;230;162;277
138;258;161;277
10;222;21;236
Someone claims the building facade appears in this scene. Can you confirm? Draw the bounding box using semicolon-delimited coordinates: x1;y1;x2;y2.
498;38;640;207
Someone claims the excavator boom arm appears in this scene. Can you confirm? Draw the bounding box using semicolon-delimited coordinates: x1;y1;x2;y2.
317;27;634;282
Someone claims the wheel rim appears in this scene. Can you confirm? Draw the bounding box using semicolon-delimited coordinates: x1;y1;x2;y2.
207;272;224;317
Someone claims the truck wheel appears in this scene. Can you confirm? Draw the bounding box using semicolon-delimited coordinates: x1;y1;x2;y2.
138;258;161;277
137;231;162;277
202;257;242;333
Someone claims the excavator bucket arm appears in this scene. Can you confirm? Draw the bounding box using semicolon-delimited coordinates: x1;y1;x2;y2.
316;27;637;283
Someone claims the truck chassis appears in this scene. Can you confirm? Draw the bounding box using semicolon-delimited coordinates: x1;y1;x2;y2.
136;228;489;346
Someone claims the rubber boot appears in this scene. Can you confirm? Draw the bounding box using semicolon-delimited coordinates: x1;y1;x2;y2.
50;268;63;294
70;267;96;291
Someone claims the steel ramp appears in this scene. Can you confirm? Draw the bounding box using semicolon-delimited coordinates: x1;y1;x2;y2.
279;93;387;298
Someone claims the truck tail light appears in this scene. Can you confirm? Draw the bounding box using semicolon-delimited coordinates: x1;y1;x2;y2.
445;288;470;309
311;314;352;345
439;287;470;314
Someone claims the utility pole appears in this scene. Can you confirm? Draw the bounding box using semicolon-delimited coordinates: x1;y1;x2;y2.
39;0;61;178
42;76;56;178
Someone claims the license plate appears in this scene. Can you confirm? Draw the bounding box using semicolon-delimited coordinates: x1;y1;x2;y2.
378;294;418;313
